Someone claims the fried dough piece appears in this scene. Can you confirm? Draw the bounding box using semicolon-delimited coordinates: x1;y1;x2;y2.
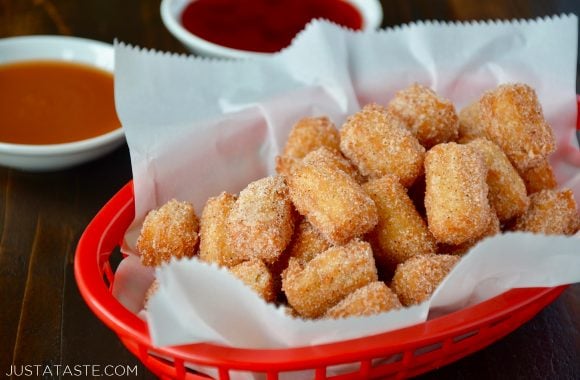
424;143;492;245
137;199;200;267
466;138;529;222
391;254;460;306
230;260;276;302
303;147;365;183
512;189;579;235
287;152;378;245
283;116;340;159
458;101;485;143
520;159;557;195
282;239;378;318
340;103;425;187
325;281;402;319
438;211;501;255
286;219;331;266
479;83;555;171
276;147;364;184
227;176;295;265
387;83;459;148
275;155;300;178
363;175;436;273
199;192;242;267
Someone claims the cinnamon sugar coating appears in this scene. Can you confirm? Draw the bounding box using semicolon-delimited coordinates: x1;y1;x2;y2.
513;189;579;235
340;103;425;187
230;260;276;302
424;143;492;245
391;254;460;306
282;239;378;318
287;150;378;245
363;175;436;274
388;83;459;148
199;192;241;267
466;138;529;222
325;281;402;319
479;83;555;171
227;176;295;265
137;199;200;267
283;116;340;159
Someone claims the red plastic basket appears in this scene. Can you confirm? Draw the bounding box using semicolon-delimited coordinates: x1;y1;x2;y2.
74;180;567;380
75;97;579;379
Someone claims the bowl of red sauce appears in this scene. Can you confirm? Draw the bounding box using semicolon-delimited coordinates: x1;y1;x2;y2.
0;35;124;171
161;0;383;58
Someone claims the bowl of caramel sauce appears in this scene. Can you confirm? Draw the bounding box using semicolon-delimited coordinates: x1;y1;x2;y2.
0;35;124;171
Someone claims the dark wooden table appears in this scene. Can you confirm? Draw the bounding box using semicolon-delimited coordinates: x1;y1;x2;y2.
0;1;578;379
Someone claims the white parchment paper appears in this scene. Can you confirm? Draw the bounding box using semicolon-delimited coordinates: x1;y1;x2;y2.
112;15;580;354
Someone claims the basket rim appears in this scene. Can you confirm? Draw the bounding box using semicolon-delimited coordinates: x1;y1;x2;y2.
74;179;567;368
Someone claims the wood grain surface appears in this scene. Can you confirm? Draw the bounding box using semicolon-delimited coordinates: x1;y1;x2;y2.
0;1;578;379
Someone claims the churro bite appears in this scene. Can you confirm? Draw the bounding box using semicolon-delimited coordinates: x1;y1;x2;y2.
520;159;557;195
512;189;579;235
199;192;242;267
303;147;365;183
458;101;485;143
227;176;295;265
282;116;340;159
230;260;276;302
282;239;378;318
340;103;425;187
287;151;378;245
137;199;200;267
424;143;492;245
363;175;436;274
438;211;501;255
479;83;555;171
391;254;460;306
387;83;459;148
286;219;332;266
466;138;529;222
325;281;402;319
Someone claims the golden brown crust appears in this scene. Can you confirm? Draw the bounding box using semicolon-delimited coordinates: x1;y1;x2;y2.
227;176;295;265
363;175;436;273
137;199;200;267
324;281;402;319
512;189;579;235
458;101;485;143
339;103;425;187
199;192;242;267
424;143;492;245
286;219;332;266
479;83;555;171
282;239;378;318
230;260;276;302
303;147;365;184
387;83;459;148
283;116;340;159
391;254;460;306
466;138;529;222
438;211;501;255
519;159;557;195
287;153;378;245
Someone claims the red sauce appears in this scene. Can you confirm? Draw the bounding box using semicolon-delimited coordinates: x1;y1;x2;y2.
181;0;363;53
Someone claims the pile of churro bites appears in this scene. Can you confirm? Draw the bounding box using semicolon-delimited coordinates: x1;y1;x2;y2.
137;83;579;319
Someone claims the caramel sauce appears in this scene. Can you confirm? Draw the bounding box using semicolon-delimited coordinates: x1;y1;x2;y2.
0;60;121;145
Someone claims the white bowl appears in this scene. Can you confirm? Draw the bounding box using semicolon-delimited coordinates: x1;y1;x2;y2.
161;0;383;59
0;35;124;172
